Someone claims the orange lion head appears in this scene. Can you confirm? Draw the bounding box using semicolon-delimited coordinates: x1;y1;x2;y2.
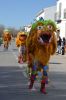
3;29;11;41
16;31;27;47
27;20;57;65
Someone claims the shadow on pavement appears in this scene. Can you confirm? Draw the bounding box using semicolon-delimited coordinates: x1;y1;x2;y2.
0;66;66;100
49;62;62;64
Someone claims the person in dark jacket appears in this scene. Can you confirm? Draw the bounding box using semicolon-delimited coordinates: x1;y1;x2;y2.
61;37;66;55
57;36;62;54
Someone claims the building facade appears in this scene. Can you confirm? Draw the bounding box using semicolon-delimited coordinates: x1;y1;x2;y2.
35;6;56;22
25;0;66;38
24;24;31;33
35;0;66;39
56;0;66;39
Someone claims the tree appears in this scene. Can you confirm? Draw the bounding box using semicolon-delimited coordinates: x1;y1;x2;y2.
8;27;18;38
0;25;5;37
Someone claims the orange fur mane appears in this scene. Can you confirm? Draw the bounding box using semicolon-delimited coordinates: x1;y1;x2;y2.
27;22;57;65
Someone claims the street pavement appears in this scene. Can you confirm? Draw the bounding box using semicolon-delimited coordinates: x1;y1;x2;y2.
0;41;66;100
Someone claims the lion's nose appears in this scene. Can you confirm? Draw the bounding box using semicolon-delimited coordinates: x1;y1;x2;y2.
37;30;42;34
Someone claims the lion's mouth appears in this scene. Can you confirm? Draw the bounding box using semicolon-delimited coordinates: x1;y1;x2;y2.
38;34;51;44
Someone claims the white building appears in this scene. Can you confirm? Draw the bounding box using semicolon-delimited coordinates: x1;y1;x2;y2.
35;0;66;39
56;0;66;39
35;6;56;22
24;24;31;32
24;0;66;38
35;9;45;21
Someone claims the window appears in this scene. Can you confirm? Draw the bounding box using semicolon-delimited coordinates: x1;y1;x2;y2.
54;12;57;21
64;9;66;19
59;3;62;19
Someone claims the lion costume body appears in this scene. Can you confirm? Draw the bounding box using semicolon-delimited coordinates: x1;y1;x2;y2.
27;20;57;94
16;31;27;63
3;29;12;49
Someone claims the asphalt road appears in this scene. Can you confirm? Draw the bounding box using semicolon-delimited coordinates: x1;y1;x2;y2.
0;41;66;100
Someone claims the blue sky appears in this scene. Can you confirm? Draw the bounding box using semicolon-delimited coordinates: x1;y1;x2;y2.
0;0;56;29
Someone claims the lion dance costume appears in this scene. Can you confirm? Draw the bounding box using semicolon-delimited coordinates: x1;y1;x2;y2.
2;29;12;49
16;31;27;63
27;20;57;94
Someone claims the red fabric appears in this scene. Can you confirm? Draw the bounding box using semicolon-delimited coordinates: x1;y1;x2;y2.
41;79;46;83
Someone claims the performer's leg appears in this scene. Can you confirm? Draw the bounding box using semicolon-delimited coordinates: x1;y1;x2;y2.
4;44;5;48
23;46;26;62
40;66;48;94
29;74;35;89
18;46;23;63
4;42;6;48
18;53;22;63
40;78;47;94
29;65;37;89
18;55;21;63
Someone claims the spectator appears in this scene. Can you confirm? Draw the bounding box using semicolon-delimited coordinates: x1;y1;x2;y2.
61;37;66;55
57;36;62;54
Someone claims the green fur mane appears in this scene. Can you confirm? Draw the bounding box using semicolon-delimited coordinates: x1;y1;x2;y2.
31;20;56;31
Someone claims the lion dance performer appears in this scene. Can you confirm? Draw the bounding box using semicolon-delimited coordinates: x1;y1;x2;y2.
2;29;12;49
27;20;57;94
16;31;27;63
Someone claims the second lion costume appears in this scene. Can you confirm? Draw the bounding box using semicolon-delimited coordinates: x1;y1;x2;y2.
16;31;27;63
2;29;12;49
27;20;57;94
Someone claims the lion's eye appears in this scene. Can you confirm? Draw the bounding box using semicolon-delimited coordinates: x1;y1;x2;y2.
47;25;53;30
37;26;43;30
